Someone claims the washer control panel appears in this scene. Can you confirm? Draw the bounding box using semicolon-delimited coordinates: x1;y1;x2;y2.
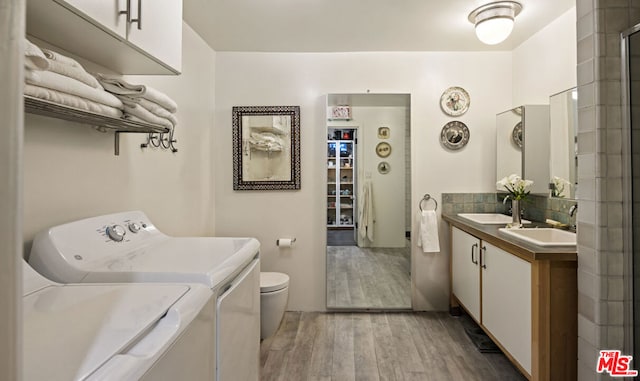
106;225;127;242
128;222;141;233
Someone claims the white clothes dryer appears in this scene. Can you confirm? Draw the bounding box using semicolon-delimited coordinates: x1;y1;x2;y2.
28;210;260;381
23;260;214;381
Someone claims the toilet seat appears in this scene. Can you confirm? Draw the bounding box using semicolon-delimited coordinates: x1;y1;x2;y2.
260;272;289;293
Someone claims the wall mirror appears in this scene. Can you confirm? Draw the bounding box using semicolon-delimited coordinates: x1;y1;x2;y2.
496;105;550;195
549;88;578;199
325;93;412;310
232;106;301;190
496;107;523;185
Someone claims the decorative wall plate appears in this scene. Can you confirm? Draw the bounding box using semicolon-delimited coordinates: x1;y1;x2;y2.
440;87;470;116
377;161;391;174
378;127;390;139
375;142;392;158
440;121;470;150
512;122;523;148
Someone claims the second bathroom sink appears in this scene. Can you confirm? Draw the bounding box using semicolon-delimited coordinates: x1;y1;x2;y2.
458;213;530;225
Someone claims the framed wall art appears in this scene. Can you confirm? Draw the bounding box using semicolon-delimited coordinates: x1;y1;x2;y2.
232;106;301;190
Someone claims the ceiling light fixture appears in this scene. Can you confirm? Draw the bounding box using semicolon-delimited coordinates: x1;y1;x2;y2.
468;1;523;45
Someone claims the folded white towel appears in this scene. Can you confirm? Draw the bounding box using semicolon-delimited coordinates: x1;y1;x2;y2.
416;210;440;253
96;74;178;113
41;47;82;68
358;180;374;241
123;104;174;131
25;69;123;109
24;39;49;71
25;84;123;118
119;96;178;127
45;59;102;89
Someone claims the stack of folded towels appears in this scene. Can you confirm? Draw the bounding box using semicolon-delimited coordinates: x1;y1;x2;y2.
96;74;178;133
23;39;123;118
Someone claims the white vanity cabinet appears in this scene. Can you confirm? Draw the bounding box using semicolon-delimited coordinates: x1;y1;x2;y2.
451;227;480;321
446;218;577;381
26;0;182;74
481;241;531;374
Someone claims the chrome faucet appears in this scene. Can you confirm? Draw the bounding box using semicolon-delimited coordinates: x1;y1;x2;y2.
569;204;578;217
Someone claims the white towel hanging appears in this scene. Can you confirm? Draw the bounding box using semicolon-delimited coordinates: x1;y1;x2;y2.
416;210;440;253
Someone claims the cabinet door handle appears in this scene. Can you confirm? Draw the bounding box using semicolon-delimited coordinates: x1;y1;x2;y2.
470;243;478;265
480;246;487;269
119;0;132;23
131;0;142;30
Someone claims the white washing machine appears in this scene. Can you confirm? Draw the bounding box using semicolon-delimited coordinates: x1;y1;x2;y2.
28;211;260;381
23;260;214;381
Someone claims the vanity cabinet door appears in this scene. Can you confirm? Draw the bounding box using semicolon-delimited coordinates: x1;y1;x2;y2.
481;242;531;374
451;227;481;321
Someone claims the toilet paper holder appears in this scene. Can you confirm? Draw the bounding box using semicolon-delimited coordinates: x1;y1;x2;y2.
276;238;297;247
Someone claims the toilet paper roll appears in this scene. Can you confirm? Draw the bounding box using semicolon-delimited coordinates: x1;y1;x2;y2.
277;238;295;247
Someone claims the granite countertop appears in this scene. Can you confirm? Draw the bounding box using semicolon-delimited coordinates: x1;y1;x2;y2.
442;213;577;262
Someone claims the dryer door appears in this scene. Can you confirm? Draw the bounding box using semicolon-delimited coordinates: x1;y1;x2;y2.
216;258;260;381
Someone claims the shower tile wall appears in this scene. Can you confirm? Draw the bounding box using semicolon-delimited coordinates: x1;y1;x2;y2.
576;1;640;380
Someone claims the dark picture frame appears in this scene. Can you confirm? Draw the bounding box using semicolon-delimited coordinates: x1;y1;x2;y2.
232;106;301;190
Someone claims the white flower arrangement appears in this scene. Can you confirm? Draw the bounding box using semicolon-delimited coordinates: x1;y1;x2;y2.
551;176;571;198
497;174;533;200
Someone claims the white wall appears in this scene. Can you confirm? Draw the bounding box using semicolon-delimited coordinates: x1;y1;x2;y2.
23;23;217;247
354;105;407;248
512;7;577;105
215;52;512;311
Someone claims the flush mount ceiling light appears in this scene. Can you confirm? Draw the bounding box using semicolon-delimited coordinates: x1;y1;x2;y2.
468;1;523;45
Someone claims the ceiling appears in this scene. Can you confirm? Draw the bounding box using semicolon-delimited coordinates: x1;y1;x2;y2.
183;0;575;52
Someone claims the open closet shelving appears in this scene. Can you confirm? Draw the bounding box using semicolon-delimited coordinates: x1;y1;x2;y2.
327;137;355;228
24;95;170;156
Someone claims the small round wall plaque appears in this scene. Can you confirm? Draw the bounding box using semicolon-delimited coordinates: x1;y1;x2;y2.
512;122;523;148
377;161;391;174
375;142;392;158
440;121;470;150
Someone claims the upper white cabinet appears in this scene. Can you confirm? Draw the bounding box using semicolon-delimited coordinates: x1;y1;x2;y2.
26;0;182;74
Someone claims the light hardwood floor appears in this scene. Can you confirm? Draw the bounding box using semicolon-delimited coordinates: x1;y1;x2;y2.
327;246;411;309
260;312;527;381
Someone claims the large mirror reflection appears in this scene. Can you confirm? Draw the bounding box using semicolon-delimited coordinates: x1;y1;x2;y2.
549;88;578;199
326;93;412;310
496;105;550;195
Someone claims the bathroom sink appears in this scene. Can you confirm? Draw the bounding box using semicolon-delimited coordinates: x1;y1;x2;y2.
498;228;576;247
458;213;530;225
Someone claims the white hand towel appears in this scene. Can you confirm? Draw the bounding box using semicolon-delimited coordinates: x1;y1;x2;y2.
25;69;123;109
118;96;178;127
416;210;440;253
45;59;102;89
25;84;123;118
123;104;175;131
96;74;178;113
358;180;374;241
41;47;82;68
24;39;49;71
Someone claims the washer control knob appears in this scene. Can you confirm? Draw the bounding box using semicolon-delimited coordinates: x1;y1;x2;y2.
128;222;141;233
106;225;126;242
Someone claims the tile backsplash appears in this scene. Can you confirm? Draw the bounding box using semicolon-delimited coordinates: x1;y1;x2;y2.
442;192;578;228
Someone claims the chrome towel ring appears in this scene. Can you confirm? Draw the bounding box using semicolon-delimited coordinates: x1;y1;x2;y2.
419;194;438;211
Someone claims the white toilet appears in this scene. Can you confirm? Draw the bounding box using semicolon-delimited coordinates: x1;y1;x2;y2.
260;272;289;339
